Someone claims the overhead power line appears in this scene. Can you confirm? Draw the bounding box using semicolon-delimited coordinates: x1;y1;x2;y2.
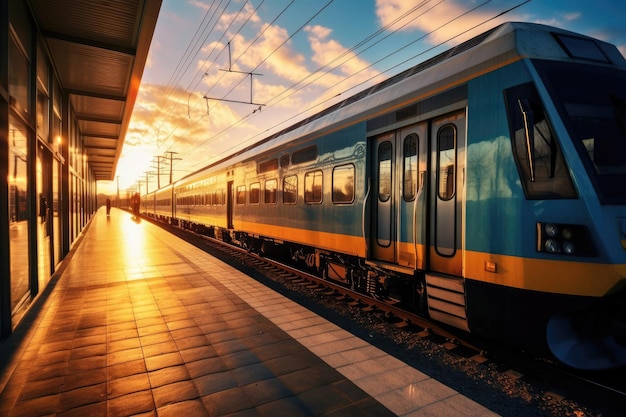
143;0;532;183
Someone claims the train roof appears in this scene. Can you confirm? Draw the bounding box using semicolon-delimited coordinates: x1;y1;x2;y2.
174;21;625;188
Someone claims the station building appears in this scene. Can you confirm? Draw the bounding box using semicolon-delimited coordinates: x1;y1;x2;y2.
0;0;161;339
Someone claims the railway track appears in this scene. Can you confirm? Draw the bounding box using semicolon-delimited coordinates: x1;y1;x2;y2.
146;214;626;416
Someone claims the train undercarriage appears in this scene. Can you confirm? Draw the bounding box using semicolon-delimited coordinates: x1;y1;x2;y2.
165;218;429;315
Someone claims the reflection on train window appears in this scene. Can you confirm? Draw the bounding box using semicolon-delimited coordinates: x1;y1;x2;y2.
332;164;355;204
437;125;456;200
250;182;260;204
378;141;392;202
283;175;298;204
293;145;318;164
403;134;418;201
305;170;323;204
505;82;576;199
265;179;277;204
258;158;278;173
236;185;246;204
280;154;290;168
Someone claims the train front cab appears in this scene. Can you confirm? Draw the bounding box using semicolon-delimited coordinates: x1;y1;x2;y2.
474;37;626;370
364;29;626;371
527;50;626;370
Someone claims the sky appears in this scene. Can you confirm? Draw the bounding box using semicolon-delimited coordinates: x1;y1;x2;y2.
98;0;626;196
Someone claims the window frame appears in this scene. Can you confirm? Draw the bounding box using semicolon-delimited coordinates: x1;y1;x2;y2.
332;164;355;204
236;185;246;205
436;124;456;201
304;170;323;204
249;182;260;205
402;133;418;201
283;175;298;205
378;141;392;203
264;178;277;204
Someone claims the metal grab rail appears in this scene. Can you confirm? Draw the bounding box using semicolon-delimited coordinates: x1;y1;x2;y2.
362;177;371;257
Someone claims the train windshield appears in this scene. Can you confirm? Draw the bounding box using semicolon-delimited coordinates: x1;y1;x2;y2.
536;61;626;204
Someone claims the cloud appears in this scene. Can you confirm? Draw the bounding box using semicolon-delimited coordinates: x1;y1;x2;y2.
121;81;244;185
374;0;519;45
214;1;261;32
563;12;581;22
189;0;212;13
233;26;309;83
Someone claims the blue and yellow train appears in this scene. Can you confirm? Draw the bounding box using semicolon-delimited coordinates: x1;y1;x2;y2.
142;22;626;370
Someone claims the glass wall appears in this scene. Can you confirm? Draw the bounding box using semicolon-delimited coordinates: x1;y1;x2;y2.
52;79;62;266
8;116;30;313
1;0;106;339
36;41;52;288
8;0;32;316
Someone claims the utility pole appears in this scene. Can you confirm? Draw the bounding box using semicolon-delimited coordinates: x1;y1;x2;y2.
163;151;182;184
144;171;157;195
152;156;167;189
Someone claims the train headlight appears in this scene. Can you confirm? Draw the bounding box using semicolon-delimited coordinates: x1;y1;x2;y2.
545;239;560;253
545;223;559;238
537;222;595;257
561;227;573;240
563;241;575;255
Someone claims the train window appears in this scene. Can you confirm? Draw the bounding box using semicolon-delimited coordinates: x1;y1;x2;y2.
249;183;260;204
304;170;323;204
378;141;392;202
258;159;278;173
280;154;290;168
332;164;355;204
283;175;298;204
554;34;609;63
403;134;418;201
292;145;318;164
505;82;577;199
437;125;456;200
236;185;246;204
265;179;277;204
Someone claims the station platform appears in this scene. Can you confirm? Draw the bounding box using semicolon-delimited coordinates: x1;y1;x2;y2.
0;207;498;417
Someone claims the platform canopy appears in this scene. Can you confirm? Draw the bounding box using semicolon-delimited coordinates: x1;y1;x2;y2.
30;0;162;180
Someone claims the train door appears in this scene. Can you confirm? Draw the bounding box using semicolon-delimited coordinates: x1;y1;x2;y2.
425;110;468;331
428;111;465;276
370;123;427;268
227;180;234;229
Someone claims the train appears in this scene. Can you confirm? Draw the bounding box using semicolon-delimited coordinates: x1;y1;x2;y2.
141;22;626;371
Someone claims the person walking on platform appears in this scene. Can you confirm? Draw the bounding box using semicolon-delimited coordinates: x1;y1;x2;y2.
106;198;111;216
131;192;140;217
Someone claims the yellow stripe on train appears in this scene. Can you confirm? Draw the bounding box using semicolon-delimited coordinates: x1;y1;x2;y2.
465;251;626;297
236;220;368;258
233;220;626;298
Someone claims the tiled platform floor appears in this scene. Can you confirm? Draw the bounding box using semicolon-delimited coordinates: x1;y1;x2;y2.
0;207;498;417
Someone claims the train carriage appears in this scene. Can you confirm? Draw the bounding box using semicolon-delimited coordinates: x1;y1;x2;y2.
142;22;626;370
